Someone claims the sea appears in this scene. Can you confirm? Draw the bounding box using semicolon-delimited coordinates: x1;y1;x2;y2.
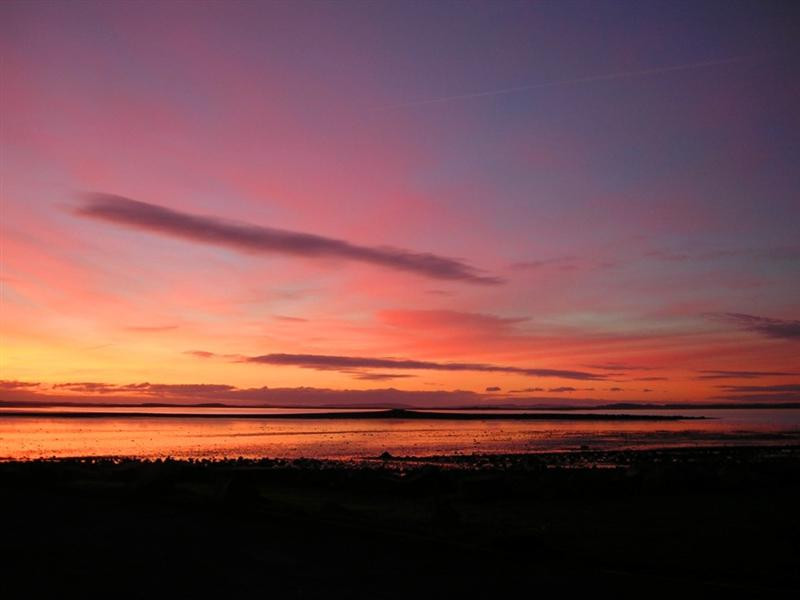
1;406;798;460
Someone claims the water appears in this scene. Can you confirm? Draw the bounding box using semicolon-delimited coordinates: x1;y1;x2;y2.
1;407;798;460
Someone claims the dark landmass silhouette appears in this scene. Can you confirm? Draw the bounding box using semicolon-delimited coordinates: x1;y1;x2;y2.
0;407;703;420
1;445;798;596
1;399;798;410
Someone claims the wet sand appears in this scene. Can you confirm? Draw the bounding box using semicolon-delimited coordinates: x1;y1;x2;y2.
1;445;798;596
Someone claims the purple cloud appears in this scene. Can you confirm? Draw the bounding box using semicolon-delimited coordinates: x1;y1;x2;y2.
719;313;800;340
1;379;487;408
348;372;416;381
584;363;658;372
244;353;606;381
77;193;502;285
697;370;798;380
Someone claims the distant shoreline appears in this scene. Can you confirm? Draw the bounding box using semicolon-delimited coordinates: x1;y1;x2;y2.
0;407;702;421
2;400;797;410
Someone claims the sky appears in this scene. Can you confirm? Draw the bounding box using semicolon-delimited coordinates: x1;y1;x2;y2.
1;0;799;407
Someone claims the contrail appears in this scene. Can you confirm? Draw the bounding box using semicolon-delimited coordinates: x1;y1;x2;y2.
376;56;751;110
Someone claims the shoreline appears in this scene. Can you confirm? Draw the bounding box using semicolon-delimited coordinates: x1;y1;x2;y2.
0;407;704;420
2;443;798;594
3;442;799;467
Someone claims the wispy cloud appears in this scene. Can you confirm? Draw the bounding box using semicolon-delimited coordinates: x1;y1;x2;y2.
0;380;41;390
647;245;800;263
76;193;502;285
717;384;800;393
125;325;178;332
378;309;527;332
347;372;416;381
0;380;488;408
645;249;736;262
48;381;239;395
697;370;798;380
511;256;578;270
711;393;800;403
0;379;688;409
584;363;657;372
717;313;800;340
183;350;245;361
53;382;119;393
376;56;751;110
184;350;216;359
243;352;606;381
274;315;309;323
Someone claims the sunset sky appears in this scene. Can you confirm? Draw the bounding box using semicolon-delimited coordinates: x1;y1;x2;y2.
1;1;799;407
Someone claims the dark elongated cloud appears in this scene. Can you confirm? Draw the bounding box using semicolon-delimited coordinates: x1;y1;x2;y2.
717;384;800;393
0;380;40;390
1;379;669;409
719;313;800;340
244;352;605;381
76;193;501;284
347;372;415;381
712;393;800;403
52;382;239;395
0;380;486;408
711;381;800;403
697;370;797;380
584;363;657;371
53;382;119;393
129;383;237;394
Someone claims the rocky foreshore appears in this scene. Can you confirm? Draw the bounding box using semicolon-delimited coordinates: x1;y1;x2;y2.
1;445;798;597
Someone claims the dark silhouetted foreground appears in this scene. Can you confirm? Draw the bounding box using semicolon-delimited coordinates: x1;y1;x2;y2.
1;446;798;597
